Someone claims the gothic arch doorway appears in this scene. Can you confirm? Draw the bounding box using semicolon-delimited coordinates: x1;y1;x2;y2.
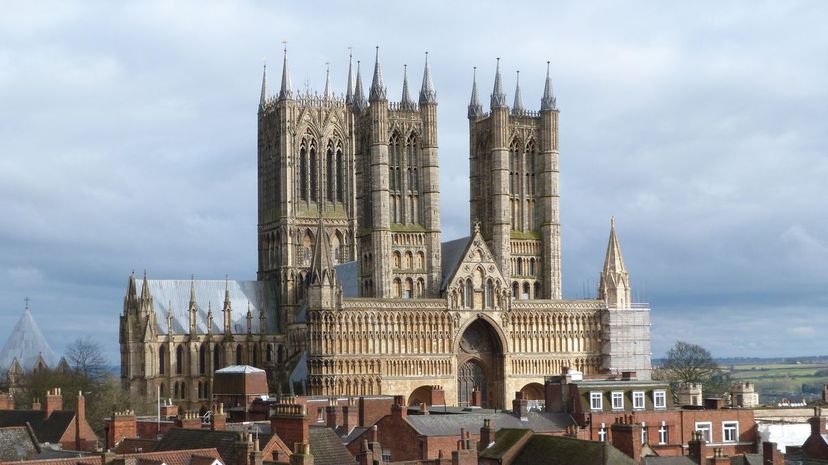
456;318;505;409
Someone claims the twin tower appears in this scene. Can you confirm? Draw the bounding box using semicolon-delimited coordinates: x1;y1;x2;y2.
257;49;561;317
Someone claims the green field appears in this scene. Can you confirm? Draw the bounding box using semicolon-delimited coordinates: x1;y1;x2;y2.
723;362;828;401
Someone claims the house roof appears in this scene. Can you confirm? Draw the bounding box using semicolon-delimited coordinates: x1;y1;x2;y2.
0;425;39;461
479;428;532;460
308;426;357;465
114;448;223;465
510;434;639;465
155;429;239;465
0;409;77;445
643;457;697;465
113;437;160;453
404;411;574;437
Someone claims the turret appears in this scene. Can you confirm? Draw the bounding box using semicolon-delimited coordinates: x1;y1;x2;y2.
369;47;387;102
139;270;153;315
488;58;512;281
352;61;367;112
124;271;138;315
418;52;443;296
467;67;483;118
223;280;233;335
259;62;267;110
279;47;292;101
490;58;507;109
512;70;524;113
188;277;197;335
598;217;632;308
400;64;415;108
419;52;437;105
540;61;557;111
539;60;561;298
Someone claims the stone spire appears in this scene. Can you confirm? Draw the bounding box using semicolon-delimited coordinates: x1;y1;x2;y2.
400;64;415;108
223;278;232;334
166;302;173;336
491;58;507;109
206;301;213;334
259;306;266;334
188;277;197;335
541;61;557;111
323;64;332;100
468;67;483;118
345;50;354;104
512;70;524;113
140;270;150;303
419;52;437;105
352;61;367;111
309;216;336;286
189;275;197;309
246;302;253;334
259;61;267;108
369;47;386;102
279;47;292;100
598;217;632;308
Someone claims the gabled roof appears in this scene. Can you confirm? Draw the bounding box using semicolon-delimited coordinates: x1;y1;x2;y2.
114;448;223;465
308;426;357;465
404;411;574;437
0;307;58;370
511;434;639;465
0;409;76;444
0;425;39;461
155;429;238;465
113;437;160;453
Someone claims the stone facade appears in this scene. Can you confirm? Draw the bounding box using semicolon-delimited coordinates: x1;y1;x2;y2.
120;49;652;411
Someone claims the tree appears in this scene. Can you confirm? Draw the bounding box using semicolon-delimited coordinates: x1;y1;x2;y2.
660;340;730;398
66;337;107;384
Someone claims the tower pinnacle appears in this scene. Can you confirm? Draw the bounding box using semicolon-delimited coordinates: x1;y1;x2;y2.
353;61;367;111
401;64;414;108
345;49;354;104
309;216;336;286
491;58;507;109
279;46;292;100
369;47;386;102
259;61;268;108
323;63;332;100
541;61;557;111
468;67;483;118
419;52;437;105
512;70;524;113
598;217;631;308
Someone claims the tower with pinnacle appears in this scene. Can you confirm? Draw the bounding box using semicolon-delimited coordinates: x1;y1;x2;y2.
468;60;562;300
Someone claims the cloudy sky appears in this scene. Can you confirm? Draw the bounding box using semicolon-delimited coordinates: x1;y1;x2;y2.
1;1;826;364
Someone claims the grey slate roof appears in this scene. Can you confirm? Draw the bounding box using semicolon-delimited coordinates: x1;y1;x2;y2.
0;426;39;461
308;426;357;465
142;279;278;334
404;411;574;437
0;409;76;444
643;457;697;465
155;428;238;465
511;434;639;465
0;307;58;370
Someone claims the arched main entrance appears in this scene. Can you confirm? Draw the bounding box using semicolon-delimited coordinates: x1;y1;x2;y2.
456;318;505;409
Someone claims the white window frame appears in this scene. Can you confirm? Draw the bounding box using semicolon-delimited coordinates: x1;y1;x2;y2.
695;422;712;442
658;421;668;444
641;422;648;444
598;423;607;442
611;391;624;410
633;391;645;410
653;390;667;409
590;392;603;410
723;421;738;443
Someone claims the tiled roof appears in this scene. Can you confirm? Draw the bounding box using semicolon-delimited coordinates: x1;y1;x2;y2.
404;411;574;437
0;426;39;461
511;434;638;465
115;448;223;465
0;409;76;445
479;428;531;459
155;429;239;465
113;437;159;453
308;426;357;465
5;458;103;465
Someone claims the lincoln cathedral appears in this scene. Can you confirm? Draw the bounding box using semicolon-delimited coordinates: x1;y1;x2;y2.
120;48;652;411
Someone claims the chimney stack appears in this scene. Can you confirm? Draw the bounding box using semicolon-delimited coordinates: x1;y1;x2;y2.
611;415;641;463
271;401;309;451
479;418;494;451
688;431;707;465
513;391;529;421
44;387;63;417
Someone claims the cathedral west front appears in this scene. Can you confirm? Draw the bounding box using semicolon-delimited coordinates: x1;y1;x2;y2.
120;48;652;411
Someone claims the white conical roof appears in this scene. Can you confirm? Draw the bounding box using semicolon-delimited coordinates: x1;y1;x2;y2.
0;306;58;370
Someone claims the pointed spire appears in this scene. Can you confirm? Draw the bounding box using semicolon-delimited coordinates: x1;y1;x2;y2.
189;274;196;308
512;70;524;113
259;61;268;108
223;276;231;308
400;64;414;108
309;216;335;285
140;270;150;301
279;46;292;100
246;301;253;334
603;217;627;274
207;301;214;334
323;63;332;100
491;58;507;109
419;52;437;105
345;50;354;104
166;301;174;335
369;47;386;102
541;61;557;111
468;67;483;118
352;61;367;111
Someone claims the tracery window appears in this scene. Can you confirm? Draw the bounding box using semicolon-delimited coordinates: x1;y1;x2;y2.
309;145;317;201
299;145;308;200
335;148;344;202
326;146;334;202
198;345;206;374
159;346;166;375
175;345;183;374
